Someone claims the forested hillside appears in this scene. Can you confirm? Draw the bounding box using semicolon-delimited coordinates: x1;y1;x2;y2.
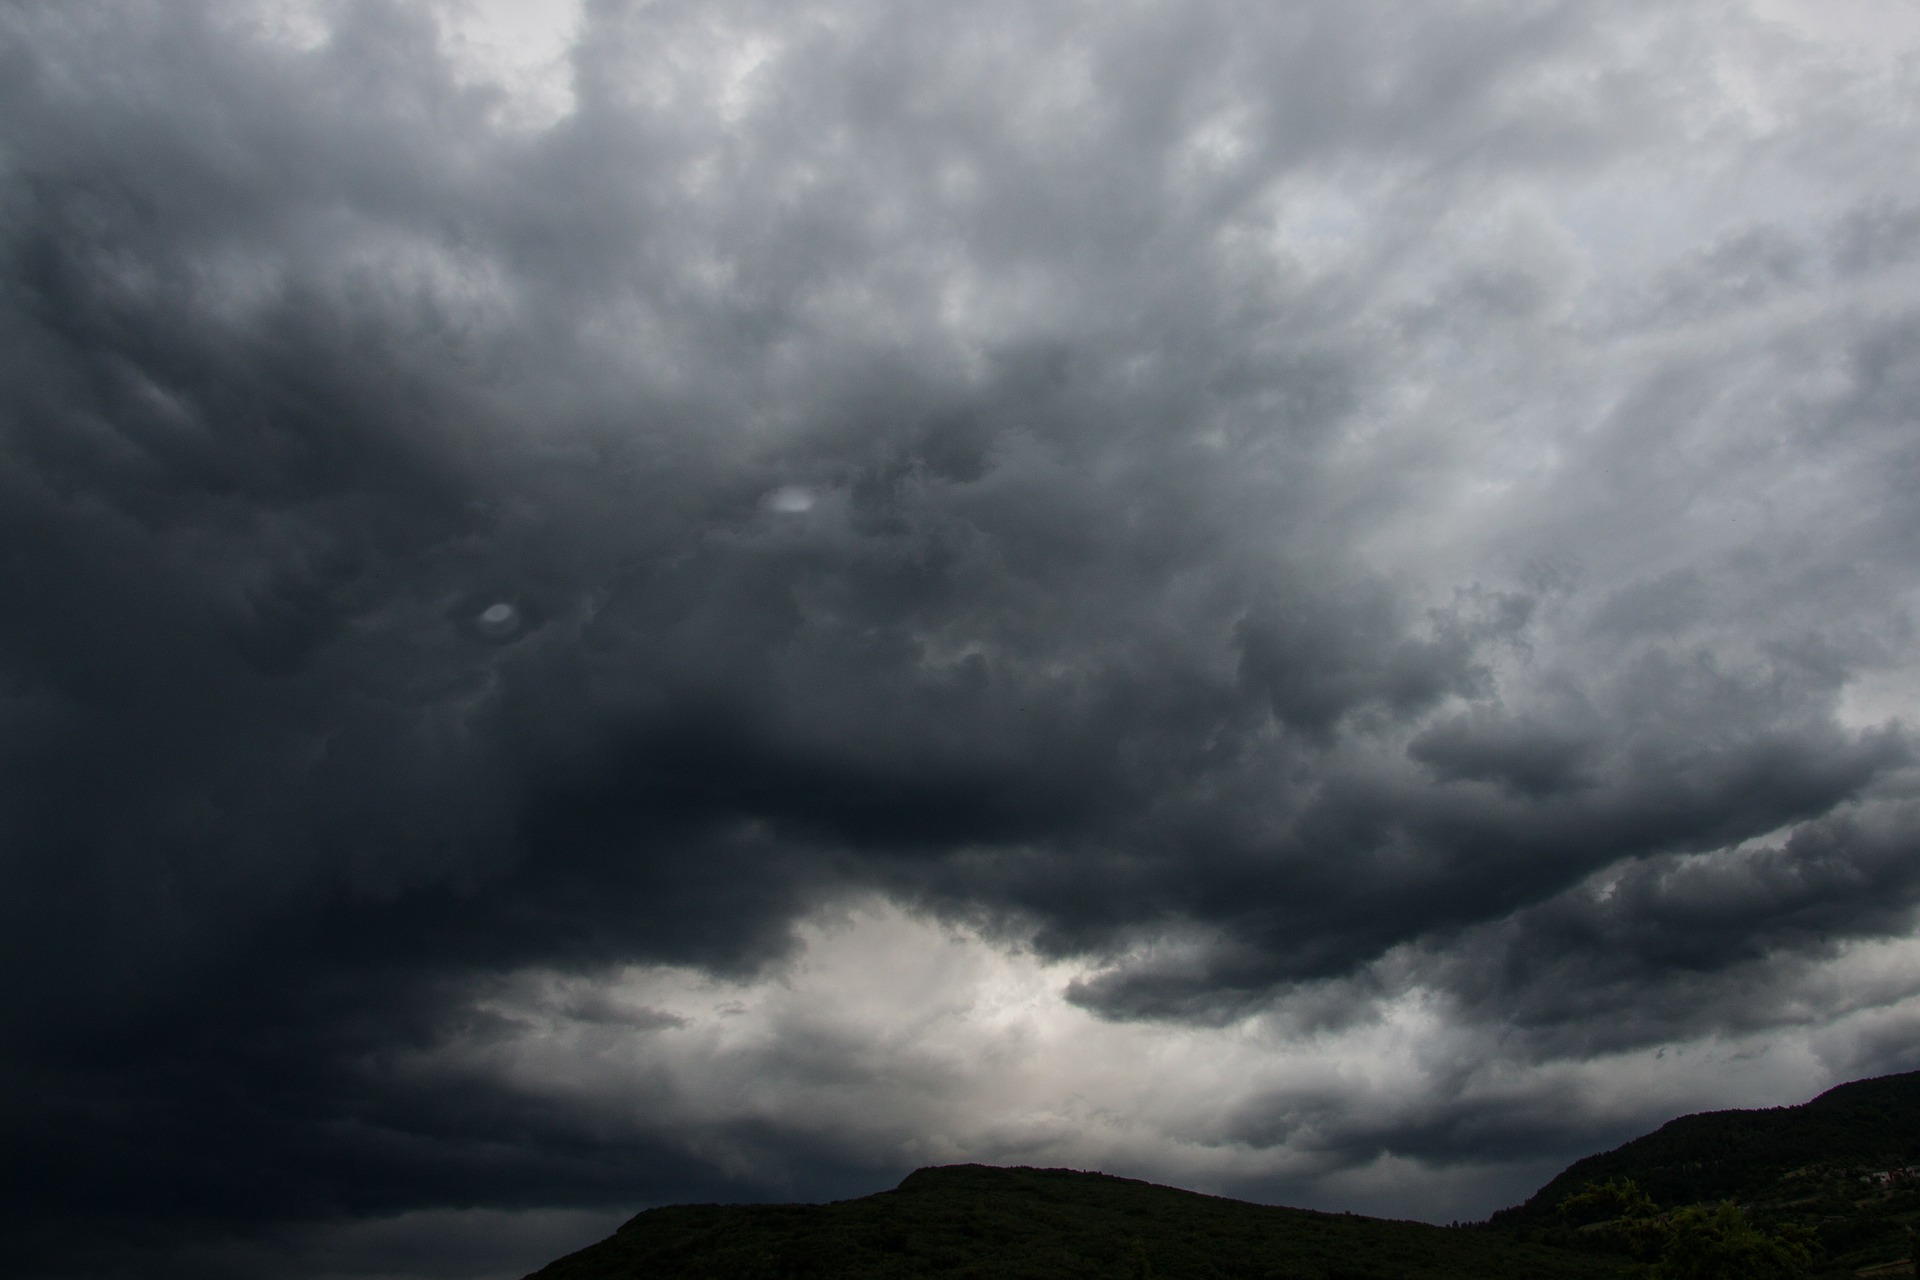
1492;1071;1920;1275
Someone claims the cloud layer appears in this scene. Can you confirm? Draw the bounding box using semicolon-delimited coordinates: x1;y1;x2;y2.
4;0;1920;1275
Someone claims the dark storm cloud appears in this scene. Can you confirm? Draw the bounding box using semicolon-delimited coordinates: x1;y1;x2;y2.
5;0;1920;1273
1429;798;1920;1046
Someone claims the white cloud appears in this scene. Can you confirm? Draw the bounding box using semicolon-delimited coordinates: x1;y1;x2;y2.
432;0;582;133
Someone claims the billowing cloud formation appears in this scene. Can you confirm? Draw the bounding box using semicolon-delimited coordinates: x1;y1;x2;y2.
4;0;1920;1275
412;898;1920;1213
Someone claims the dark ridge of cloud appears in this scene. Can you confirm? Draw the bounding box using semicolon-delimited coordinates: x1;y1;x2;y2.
1429;800;1920;1045
1408;710;1598;796
1222;1070;1640;1172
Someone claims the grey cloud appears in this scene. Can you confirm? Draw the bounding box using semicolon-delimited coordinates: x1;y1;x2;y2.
1834;198;1920;276
5;0;1920;1274
1422;798;1920;1054
1409;711;1597;796
1643;224;1811;323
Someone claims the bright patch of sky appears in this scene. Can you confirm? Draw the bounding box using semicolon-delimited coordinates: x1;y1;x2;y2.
411;895;1920;1222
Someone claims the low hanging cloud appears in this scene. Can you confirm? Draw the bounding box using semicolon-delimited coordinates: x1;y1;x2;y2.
409;896;1920;1223
4;0;1920;1276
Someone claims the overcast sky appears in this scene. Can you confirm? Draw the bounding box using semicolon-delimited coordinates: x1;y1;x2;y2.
6;0;1920;1276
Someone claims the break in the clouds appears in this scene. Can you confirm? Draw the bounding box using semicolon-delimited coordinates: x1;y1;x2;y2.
5;0;1920;1275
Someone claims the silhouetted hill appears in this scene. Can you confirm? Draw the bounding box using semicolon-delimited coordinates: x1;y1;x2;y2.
526;1164;1630;1280
1491;1070;1920;1275
1497;1071;1920;1221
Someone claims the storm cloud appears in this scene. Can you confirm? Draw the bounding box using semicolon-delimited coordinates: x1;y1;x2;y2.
5;0;1920;1275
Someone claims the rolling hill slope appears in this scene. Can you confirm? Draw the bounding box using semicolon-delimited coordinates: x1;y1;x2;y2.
527;1163;1630;1280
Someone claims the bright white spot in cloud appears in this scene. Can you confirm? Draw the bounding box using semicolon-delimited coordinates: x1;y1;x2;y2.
475;601;519;638
766;485;816;514
432;0;582;133
717;34;778;125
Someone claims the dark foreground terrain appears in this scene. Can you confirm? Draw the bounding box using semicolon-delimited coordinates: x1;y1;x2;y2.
529;1070;1920;1278
1497;1069;1920;1276
527;1163;1627;1280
